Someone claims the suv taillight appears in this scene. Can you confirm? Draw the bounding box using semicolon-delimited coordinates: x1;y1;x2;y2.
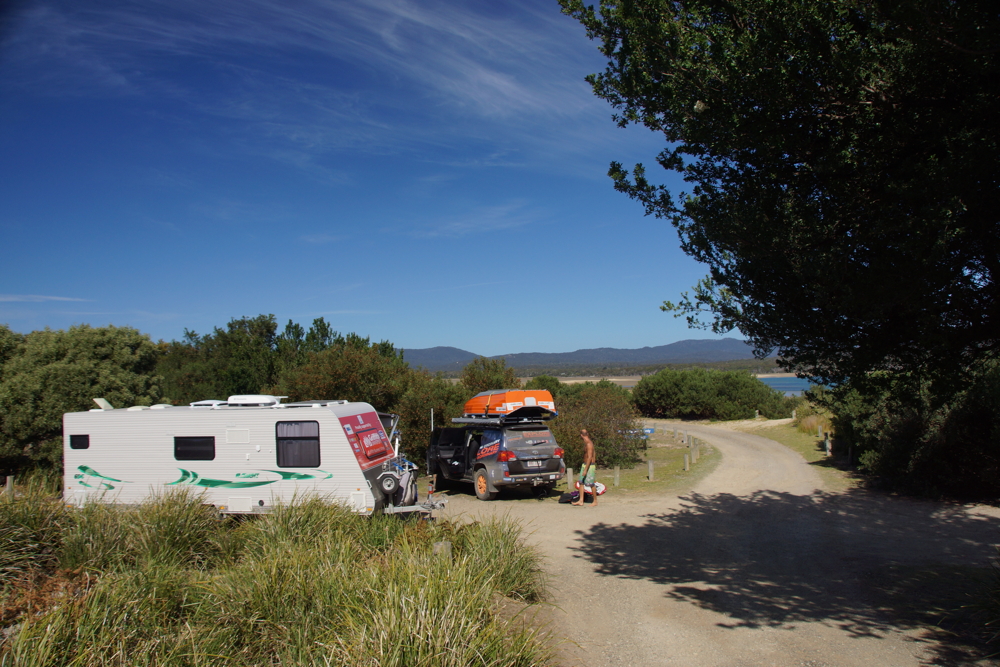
498;450;517;462
554;447;564;458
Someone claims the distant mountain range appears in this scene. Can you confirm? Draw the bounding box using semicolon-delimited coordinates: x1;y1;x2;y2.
402;338;760;372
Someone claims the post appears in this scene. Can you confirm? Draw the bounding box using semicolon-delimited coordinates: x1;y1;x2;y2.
613;465;620;487
4;475;13;496
685;430;689;445
692;442;699;463
755;409;759;419
430;408;434;430
792;409;797;420
433;541;452;559
647;459;655;482
818;424;823;438
673;427;677;439
567;467;574;489
683;454;690;471
825;434;831;457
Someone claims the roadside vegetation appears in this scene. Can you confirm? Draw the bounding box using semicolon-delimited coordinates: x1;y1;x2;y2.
631;367;798;421
0;485;549;666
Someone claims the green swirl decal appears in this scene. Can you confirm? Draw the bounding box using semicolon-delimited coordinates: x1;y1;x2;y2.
167;469;278;489
262;470;333;480
78;466;126;483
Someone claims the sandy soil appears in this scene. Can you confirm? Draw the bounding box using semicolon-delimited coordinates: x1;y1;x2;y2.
437;422;1000;666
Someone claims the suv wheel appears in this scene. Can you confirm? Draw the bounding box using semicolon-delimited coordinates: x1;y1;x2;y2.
474;469;497;501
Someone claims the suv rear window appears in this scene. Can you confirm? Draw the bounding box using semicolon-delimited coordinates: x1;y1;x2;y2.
504;428;554;448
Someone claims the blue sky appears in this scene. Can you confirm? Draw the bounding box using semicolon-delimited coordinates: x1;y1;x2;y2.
1;0;724;356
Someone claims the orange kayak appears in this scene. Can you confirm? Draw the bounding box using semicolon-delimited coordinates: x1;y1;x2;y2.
463;390;556;417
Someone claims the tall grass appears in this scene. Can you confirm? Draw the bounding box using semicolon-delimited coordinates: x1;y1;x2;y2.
1;494;550;666
0;477;67;584
795;413;831;436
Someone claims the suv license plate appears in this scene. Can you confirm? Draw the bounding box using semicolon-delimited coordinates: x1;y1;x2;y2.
525;460;542;468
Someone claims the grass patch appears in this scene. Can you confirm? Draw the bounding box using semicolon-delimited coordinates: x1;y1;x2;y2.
553;426;721;498
1;487;552;666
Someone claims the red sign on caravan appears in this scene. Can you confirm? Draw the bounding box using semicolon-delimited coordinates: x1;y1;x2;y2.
341;411;391;470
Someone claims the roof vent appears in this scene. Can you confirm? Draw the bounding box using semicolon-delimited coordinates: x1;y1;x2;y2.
226;395;287;407
190;399;227;408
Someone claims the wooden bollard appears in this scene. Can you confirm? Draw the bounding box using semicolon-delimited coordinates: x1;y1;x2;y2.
685;430;689;445
3;475;12;496
567;467;574;488
684;454;690;471
825;434;831;457
613;465;620;487
673;427;678;439
648;459;655;482
692;442;699;463
792;409;797;420
433;541;452;559
817;424;823;438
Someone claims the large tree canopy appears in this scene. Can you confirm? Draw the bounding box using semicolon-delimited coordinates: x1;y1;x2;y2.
561;0;1000;385
0;325;162;471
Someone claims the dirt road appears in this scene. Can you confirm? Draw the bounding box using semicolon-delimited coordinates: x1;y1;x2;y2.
437;423;1000;666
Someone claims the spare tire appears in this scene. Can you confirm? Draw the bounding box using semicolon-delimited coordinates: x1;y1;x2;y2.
379;474;400;496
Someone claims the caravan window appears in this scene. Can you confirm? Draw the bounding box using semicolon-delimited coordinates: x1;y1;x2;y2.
69;434;90;450
276;421;320;468
175;436;215;461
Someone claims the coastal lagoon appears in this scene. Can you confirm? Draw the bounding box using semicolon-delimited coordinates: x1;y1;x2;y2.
758;376;815;396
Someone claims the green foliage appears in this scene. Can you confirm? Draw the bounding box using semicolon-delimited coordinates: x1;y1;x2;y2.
459;357;522;395
2;496;549;666
561;0;1000;388
0;325;23;382
393;371;470;465
274;343;412;412
632;368;787;421
524;374;564;396
156;316;394;405
0;325;162;473
550;380;643;468
820;361;1000;499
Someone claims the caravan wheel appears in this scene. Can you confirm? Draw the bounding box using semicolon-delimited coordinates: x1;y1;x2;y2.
379;474;400;496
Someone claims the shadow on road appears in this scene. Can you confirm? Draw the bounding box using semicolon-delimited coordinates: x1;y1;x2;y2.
575;489;1000;664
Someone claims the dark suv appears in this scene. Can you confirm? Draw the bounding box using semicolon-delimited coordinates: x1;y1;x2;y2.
427;410;565;500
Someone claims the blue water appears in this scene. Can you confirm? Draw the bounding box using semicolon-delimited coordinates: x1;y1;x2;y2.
758;376;815;396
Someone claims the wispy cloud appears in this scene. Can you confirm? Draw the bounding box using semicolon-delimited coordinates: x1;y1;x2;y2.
0;294;89;303
407;200;546;238
0;0;613;165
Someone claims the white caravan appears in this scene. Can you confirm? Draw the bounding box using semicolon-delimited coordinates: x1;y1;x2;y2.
63;395;438;515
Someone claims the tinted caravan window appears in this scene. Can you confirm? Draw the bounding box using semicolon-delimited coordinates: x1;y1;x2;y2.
276;421;320;468
174;436;215;461
69;434;90;450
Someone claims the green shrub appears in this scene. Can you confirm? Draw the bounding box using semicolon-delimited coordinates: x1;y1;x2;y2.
820;361;1000;499
550;380;644;468
632;368;786;421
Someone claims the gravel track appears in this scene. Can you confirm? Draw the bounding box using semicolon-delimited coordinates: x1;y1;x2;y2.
438;422;1000;666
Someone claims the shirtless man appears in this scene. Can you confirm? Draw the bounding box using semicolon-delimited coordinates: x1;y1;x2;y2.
572;429;598;507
